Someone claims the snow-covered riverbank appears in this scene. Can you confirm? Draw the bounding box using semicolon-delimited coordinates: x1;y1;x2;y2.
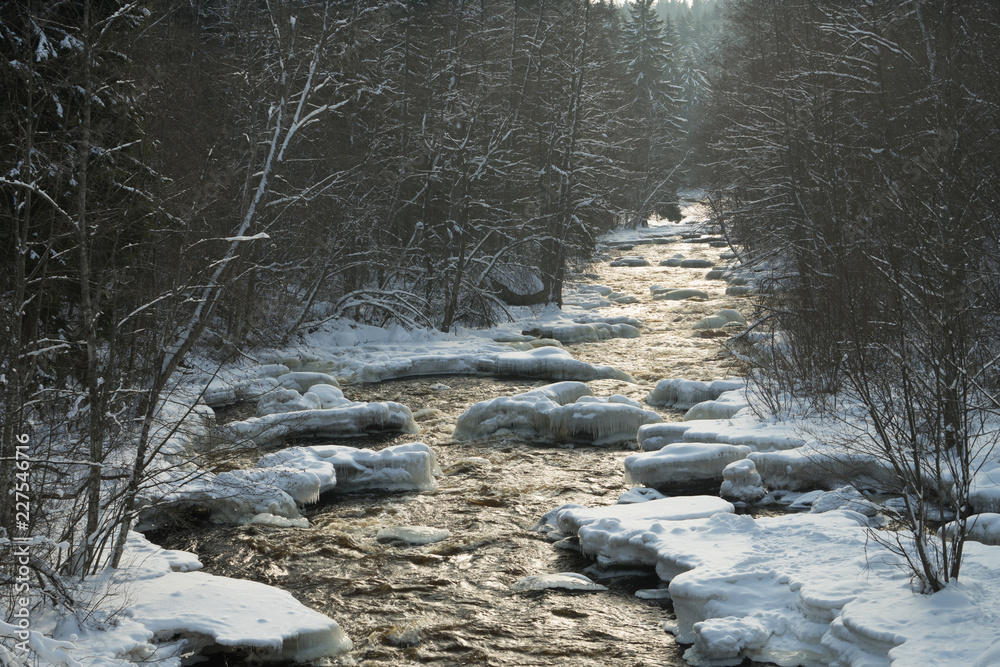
10;197;1000;666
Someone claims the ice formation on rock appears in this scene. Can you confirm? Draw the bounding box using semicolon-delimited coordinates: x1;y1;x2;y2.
652;288;709;301
609;255;651;267
625;442;752;491
645;378;744;410
683;390;749;421
692;309;747;331
719;459;766;503
531;321;641;344
257;442;440;494
215;400;419;447
495;346;635;382
453;382;661;446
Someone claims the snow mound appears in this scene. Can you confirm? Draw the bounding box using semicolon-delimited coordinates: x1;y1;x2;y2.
748;443;895;492
625;443;752;491
453;382;661;446
29;532;352;665
646;378;744;410
511;572;608;591
637;415;805;453
618;487;667;504
257;442;439;494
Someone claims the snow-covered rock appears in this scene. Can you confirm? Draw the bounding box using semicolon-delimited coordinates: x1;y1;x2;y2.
215;400;418;447
610;255;651;267
943;513;1000;546
495;346;635;382
453;382;661;446
683;390;749;421
692;309;746;331
510;573;608;592
646;378;744;410
653;288;709;301
257;442;439;494
625;442;752;491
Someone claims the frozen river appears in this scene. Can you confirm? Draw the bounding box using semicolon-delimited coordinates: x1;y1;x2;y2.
150;209;759;666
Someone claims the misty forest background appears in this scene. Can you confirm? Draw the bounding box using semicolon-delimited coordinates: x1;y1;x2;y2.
2;0;1000;590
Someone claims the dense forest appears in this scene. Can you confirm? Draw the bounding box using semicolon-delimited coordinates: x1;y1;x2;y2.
4;0;999;622
703;1;1000;590
0;0;720;576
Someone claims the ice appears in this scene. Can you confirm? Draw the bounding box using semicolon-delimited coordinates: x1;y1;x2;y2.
24;532;352;665
510;572;609;591
646;378;744;410
553;497;734;570
454;382;661;446
719;459;766;503
625;443;752;491
258;442;439;494
276;370;341;392
216;400;418;447
147;468;302;525
376;526;450;546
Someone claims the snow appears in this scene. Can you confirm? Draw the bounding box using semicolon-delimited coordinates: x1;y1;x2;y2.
453;381;662;446
3;533;351;665
550;500;1000;667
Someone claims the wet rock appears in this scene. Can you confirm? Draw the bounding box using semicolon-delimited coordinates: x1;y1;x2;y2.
679;259;714;269
376;526;451;546
510;572;608;592
610;256;651;267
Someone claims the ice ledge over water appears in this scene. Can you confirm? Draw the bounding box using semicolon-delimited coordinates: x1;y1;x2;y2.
549;496;1000;667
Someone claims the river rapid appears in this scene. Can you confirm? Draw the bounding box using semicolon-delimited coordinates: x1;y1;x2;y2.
150;204;765;666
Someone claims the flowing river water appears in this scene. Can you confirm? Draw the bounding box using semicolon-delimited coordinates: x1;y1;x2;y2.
150;205;769;666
